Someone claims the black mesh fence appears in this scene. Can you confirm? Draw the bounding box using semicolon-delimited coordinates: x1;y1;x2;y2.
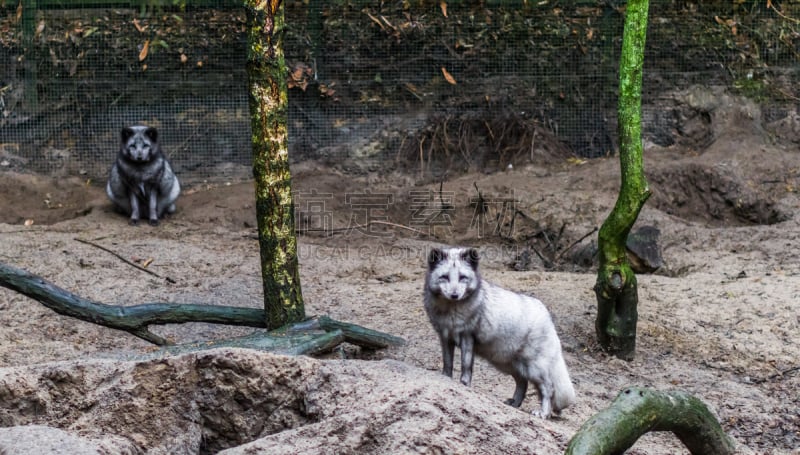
0;1;798;184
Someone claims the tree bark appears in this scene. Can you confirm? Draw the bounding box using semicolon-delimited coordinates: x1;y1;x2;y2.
565;387;736;455
0;261;404;350
245;0;305;329
594;0;652;360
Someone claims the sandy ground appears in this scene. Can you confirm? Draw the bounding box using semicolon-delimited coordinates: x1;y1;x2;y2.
0;94;799;454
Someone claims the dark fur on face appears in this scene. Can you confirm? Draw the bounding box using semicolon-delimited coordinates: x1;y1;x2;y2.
428;247;480;271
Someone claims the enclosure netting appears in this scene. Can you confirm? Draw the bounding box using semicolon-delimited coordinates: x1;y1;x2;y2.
0;1;798;184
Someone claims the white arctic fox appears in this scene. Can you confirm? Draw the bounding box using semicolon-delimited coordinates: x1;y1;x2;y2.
423;246;575;418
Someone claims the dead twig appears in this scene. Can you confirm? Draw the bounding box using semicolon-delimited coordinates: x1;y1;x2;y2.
74;238;175;283
556;226;599;260
502;207;518;239
752;365;800;384
528;243;552;269
419;136;426;179
472;182;486;214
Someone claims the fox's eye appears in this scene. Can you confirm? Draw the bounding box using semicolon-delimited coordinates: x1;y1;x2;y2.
458;275;469;282
436;277;448;284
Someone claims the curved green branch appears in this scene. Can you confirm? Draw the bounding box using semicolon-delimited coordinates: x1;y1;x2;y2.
566;387;736;455
0;261;265;345
0;261;405;351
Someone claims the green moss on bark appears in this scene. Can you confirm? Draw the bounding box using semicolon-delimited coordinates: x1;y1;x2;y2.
594;0;652;360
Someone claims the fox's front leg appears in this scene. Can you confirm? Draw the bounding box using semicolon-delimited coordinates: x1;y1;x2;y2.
459;335;474;386
147;189;159;226
128;192;141;225
439;335;455;378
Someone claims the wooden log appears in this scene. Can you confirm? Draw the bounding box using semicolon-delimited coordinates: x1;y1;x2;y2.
565;387;736;455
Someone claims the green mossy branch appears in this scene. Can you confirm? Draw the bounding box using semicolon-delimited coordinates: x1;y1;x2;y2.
0;261;404;351
565;387;736;455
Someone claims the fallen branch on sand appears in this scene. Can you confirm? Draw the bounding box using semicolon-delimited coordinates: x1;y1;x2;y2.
0;261;404;354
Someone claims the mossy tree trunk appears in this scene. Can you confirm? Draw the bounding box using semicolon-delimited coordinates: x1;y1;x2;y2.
565;387;736;455
245;0;305;329
594;0;652;360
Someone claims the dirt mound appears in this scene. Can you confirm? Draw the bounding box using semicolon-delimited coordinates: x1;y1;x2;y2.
648;162;791;226
0;349;565;454
0;173;104;225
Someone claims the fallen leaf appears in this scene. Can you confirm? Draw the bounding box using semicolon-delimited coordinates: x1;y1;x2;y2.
36;19;45;36
16;2;22;21
139;39;149;61
24;219;34;226
441;67;457;85
180;53;188;64
440;1;447;17
142;258;154;268
567;157;587;165
133;18;146;33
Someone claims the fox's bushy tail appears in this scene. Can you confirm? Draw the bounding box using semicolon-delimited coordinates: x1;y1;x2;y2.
552;356;576;413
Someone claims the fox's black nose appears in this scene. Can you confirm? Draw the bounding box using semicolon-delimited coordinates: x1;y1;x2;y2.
450;292;459;299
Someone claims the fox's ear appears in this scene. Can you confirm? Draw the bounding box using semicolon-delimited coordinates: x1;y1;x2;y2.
428;248;446;269
120;127;135;143
461;248;480;270
144;127;158;143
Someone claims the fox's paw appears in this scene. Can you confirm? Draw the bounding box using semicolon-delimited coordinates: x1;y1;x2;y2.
531;409;551;419
129;218;140;226
504;398;523;408
148;219;160;226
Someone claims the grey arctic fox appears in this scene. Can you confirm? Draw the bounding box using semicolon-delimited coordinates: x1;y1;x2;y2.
106;125;180;226
423;246;575;418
